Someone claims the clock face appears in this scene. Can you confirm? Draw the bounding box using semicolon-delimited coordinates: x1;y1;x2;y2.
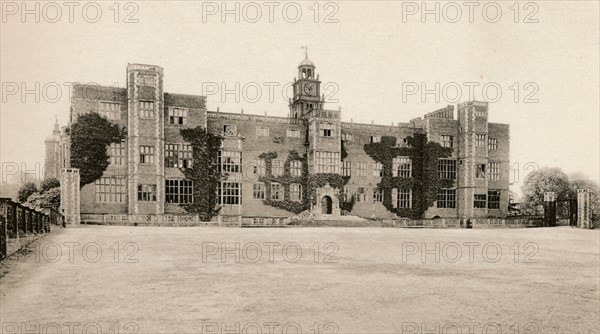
303;82;316;96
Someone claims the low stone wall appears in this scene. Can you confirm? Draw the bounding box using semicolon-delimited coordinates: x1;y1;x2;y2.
471;218;543;229
79;213;546;229
81;214;218;227
242;217;289;227
395;218;462;228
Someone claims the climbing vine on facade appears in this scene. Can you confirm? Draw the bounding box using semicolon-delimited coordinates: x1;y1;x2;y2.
70;113;126;188
180;127;223;221
364;133;453;219
259;150;309;214
258;150;354;214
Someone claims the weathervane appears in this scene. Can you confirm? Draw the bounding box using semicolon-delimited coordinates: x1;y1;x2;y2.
301;45;308;58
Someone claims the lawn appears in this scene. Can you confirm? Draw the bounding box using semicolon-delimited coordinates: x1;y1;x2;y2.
1;226;598;333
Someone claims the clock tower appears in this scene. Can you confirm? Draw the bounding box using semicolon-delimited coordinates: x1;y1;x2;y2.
289;54;324;119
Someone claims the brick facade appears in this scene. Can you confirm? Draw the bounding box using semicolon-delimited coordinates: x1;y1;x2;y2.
45;59;510;220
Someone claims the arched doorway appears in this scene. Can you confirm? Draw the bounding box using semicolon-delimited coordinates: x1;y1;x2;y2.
321;196;332;214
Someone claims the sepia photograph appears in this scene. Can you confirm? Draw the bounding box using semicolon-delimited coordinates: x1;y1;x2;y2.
0;1;599;333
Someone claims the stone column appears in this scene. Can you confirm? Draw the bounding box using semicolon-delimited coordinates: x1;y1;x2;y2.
60;168;81;227
577;189;592;229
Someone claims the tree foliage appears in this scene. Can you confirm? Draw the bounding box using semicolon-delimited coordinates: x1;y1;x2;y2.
521;167;572;206
40;178;60;193
17;182;37;203
568;172;599;197
70;113;126;188
27;188;61;210
521;168;600;221
180;127;223;221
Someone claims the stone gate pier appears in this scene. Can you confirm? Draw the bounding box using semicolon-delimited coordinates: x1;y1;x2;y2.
577;189;593;229
60;168;80;227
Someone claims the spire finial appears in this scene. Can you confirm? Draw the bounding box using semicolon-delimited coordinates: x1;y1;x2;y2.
301;45;308;59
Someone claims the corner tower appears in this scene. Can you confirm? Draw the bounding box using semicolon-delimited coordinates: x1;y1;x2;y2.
126;63;165;215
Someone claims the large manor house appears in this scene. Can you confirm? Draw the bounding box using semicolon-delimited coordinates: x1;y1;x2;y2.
45;56;510;220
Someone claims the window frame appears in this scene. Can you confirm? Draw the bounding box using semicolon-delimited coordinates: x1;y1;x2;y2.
137;184;157;202
488;138;498;151
315;151;340;173
95;177;126;203
476;163;486;179
341;161;351;176
219;182;242;205
436;188;456;209
441;135;453;148
253;158;266;176
165;143;192;168
271;183;282;200
108;141;126;166
139;100;155;118
138;74;155;86
165;179;193;204
475;133;486;147
373;162;383;177
342;133;354;141
139;145;155;164
286;129;301;138
290;183;303;202
252;183;266;200
438;159;457;180
290;160;303;177
356;187;368;202
474;194;487;209
393;157;412;178
396;188;412;208
373;188;383;203
218;150;241;173
168;108;188;125
488;190;501;209
99;101;121;120
487;161;501;181
256;126;270;137
357;161;367;177
272;160;284;176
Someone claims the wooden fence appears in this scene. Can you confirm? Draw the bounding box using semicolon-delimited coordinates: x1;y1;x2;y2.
0;197;64;260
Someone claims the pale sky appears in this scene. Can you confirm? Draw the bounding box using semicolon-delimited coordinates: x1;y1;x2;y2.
1;1;599;193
